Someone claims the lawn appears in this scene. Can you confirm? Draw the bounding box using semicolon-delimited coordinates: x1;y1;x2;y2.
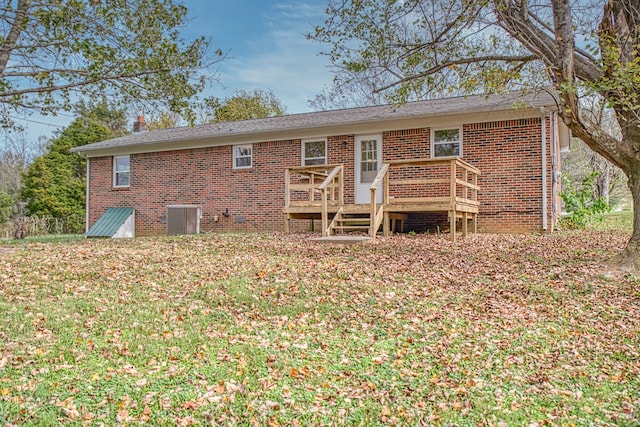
1;225;639;425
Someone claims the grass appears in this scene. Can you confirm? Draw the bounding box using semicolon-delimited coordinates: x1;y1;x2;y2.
595;210;634;231
0;234;84;245
0;224;639;426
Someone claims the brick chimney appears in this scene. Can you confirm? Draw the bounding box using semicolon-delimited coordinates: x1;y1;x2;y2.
132;115;147;133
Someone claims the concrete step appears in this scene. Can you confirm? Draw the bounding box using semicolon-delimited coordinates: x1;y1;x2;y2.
311;236;372;244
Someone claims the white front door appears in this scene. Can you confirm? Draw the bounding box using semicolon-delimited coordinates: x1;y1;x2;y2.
355;135;382;204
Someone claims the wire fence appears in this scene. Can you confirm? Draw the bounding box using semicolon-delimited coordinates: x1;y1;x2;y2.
0;215;84;239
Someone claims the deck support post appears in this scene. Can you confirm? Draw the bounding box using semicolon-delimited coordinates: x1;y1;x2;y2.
383;211;390;237
450;210;457;242
462;212;468;237
450;160;457;241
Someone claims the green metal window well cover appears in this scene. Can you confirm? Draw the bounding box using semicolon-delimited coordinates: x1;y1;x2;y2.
86;207;134;237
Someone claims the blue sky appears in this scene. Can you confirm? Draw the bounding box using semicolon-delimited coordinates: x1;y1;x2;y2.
187;0;332;113
21;0;333;140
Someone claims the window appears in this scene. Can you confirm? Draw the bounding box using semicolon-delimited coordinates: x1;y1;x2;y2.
302;139;327;165
359;138;378;182
233;144;252;169
113;155;130;187
432;127;462;158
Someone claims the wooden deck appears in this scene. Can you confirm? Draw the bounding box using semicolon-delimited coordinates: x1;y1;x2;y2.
284;158;480;241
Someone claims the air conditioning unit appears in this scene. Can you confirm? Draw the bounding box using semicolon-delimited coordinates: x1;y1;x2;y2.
167;205;201;235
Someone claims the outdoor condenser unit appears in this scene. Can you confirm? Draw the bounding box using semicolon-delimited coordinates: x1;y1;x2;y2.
167;205;202;235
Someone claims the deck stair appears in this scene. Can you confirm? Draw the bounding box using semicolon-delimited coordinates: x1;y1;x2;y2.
328;205;378;236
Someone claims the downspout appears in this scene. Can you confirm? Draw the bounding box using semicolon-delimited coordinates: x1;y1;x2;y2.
550;112;558;232
541;111;548;231
85;158;90;235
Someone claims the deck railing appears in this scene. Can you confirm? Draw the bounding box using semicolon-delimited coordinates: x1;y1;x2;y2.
371;157;480;239
381;158;480;207
285;159;480;240
284;164;343;235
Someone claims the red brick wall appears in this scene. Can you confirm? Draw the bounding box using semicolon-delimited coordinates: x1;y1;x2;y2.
88;115;556;235
90;140;301;236
463;117;553;233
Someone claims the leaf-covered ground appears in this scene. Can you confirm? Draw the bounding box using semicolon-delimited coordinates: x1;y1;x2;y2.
1;230;639;426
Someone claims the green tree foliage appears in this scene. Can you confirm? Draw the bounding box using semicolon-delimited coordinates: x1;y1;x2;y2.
0;0;224;129
312;0;640;270
0;191;12;223
20;104;127;232
207;89;286;122
562;138;630;210
560;173;611;229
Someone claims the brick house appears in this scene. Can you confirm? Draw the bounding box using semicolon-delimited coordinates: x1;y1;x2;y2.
71;91;569;238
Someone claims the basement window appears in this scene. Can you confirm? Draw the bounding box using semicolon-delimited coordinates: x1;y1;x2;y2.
113;155;130;187
302;139;327;165
233;144;252;169
432;127;462;158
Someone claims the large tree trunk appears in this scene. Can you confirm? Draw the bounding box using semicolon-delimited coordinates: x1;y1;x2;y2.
592;154;612;205
617;166;640;270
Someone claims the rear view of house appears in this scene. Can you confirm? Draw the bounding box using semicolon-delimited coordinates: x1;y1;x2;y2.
72;91;569;238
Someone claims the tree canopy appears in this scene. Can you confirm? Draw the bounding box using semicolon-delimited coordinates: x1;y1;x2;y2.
207;89;286;123
312;0;640;270
20;103;127;232
0;0;224;129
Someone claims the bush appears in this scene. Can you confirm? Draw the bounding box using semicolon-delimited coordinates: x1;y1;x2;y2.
0;215;83;239
560;172;611;228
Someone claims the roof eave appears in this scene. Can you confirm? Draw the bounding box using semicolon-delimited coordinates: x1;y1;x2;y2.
75;100;556;157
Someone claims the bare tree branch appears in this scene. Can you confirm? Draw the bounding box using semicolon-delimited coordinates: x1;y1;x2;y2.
375;54;536;93
0;0;29;75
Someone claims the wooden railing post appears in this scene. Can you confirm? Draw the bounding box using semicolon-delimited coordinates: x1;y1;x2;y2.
339;167;344;206
472;170;478;203
383;164;390;236
369;163;389;239
284;168;291;208
321;188;328;237
450;160;457;205
462;167;468;201
284;168;291;232
370;187;377;238
472;170;478;233
450;160;457;241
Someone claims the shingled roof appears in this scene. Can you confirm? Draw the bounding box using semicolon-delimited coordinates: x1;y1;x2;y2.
72;90;558;156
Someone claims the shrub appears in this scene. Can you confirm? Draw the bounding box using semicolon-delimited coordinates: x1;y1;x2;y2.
560;172;611;228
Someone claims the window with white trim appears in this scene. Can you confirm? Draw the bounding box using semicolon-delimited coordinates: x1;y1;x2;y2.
113;155;130;187
302;139;327;165
233;144;252;169
431;127;462;158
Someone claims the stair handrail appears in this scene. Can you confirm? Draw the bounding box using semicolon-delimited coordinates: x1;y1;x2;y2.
369;163;390;238
318;165;344;236
326;206;344;237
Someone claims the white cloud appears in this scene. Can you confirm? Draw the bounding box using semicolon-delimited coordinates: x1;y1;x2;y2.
216;2;333;113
